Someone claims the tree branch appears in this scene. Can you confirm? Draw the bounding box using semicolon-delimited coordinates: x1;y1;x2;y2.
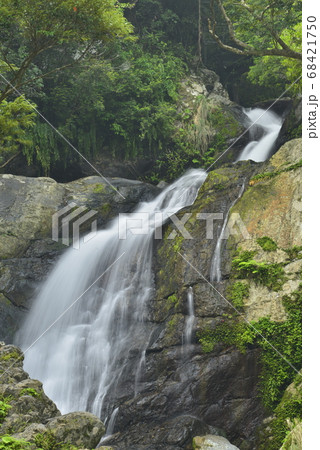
209;0;302;60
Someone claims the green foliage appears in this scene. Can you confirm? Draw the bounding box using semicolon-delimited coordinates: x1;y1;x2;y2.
198;285;302;411
257;237;278;252
248;22;302;94
23;122;60;175
198;321;255;354
19;388;40;397
232;251;285;291
0;397;12;423
150;101;241;181
228;281;249;308
38;40;186;171
167;294;179;307
0;97;36;164
0;0;133;99
0;436;32;449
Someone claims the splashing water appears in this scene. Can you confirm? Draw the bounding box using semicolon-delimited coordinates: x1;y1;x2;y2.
236;108;283;162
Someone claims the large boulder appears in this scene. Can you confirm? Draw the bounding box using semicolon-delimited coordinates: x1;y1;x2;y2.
46;412;105;449
0;343;105;449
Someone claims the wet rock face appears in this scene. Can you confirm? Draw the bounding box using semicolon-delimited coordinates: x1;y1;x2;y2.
102;141;301;449
0;174;159;341
101;162;265;449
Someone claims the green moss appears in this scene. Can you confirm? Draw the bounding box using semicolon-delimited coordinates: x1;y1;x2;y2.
172;235;184;253
250;160;302;184
99;203;112;217
34;430;79;450
0;351;21;361
228;281;249;308
257;236;278;252
167;294;179;308
284;245;302;261
198;321;255;354
167;314;180;332
92;183;106;194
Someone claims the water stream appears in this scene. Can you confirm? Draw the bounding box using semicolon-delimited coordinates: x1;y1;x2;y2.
182;286;195;350
16;169;207;421
236;108;282;162
210;107;282;283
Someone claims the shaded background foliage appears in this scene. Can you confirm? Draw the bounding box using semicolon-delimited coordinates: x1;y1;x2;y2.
0;0;301;179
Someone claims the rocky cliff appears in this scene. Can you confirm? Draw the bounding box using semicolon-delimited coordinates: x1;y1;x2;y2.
0;139;302;449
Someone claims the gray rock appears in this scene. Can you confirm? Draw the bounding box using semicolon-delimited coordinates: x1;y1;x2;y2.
193;435;240;449
47;411;105;449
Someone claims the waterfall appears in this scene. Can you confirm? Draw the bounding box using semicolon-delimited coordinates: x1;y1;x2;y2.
183;287;195;349
210;107;282;282
236;108;282;162
210;183;246;282
16;169;207;422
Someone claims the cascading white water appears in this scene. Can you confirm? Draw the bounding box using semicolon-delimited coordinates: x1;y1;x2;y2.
15;169;207;425
183;287;195;349
236;108;282;162
210;183;246;282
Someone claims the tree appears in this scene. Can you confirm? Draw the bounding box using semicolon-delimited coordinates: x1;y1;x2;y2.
0;96;36;168
0;0;133;102
208;0;302;60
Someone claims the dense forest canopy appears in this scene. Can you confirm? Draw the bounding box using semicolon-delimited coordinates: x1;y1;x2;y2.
0;0;302;178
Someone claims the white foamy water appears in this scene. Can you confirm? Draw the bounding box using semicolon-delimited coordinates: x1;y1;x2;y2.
236;108;282;162
16;169;207;427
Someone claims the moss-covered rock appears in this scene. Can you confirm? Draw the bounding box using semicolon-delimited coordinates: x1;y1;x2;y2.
225;139;302;322
0;343;105;449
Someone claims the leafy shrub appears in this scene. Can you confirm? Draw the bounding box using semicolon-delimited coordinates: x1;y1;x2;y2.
0;436;31;449
0;397;11;423
19;388;40;397
231;250;285;291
